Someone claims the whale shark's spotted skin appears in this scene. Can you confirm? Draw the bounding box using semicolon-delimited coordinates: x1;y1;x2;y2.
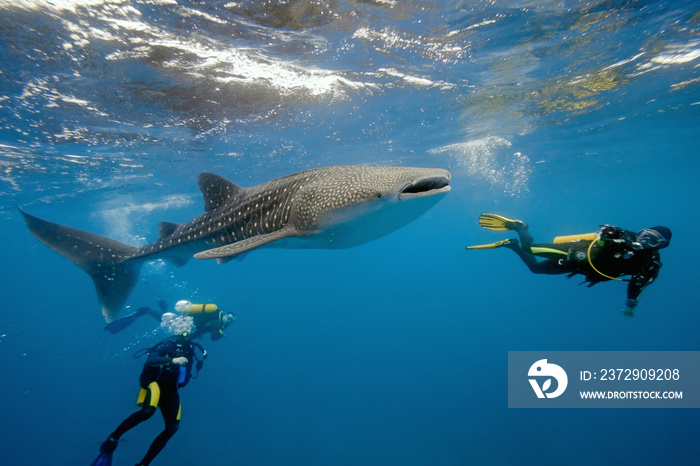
21;165;450;321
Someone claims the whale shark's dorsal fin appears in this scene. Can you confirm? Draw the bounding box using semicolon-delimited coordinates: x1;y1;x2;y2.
158;222;180;240
198;172;245;212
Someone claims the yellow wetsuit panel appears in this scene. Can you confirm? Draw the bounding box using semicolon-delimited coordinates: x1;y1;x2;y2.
148;382;161;407
136;382;162;407
137;388;147;405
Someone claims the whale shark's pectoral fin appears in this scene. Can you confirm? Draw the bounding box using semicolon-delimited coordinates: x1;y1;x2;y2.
193;226;302;260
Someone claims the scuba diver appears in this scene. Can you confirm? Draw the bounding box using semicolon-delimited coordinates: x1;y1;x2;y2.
90;314;208;466
173;300;236;341
105;283;235;341
467;213;672;317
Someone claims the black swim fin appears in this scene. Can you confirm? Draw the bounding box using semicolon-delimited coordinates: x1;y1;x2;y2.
89;450;113;466
90;437;118;466
104;306;163;333
103;307;146;334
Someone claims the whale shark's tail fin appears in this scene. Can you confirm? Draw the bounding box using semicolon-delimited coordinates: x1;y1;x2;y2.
19;208;142;322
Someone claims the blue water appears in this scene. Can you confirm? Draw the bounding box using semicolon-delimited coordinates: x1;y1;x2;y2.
1;1;699;465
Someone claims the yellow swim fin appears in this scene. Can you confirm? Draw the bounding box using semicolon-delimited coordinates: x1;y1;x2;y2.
477;213;527;231
466;239;518;250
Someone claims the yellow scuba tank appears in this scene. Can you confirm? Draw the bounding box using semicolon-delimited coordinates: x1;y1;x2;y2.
553;232;597;244
174;300;218;315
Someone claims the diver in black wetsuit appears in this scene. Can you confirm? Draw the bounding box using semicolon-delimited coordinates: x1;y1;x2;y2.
467;214;672;317
91;317;207;466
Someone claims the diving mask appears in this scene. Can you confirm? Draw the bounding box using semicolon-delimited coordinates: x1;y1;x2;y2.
635;228;671;250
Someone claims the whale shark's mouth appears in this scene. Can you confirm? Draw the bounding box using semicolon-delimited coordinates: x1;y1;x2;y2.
398;176;451;200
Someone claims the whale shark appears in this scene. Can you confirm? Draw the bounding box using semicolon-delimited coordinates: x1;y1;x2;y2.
21;165;450;322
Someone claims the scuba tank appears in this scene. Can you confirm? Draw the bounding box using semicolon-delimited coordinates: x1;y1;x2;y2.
175;300;218;315
553;232;597;244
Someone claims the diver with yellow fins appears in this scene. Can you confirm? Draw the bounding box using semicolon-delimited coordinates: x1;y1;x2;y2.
91;314;208;466
467;213;672;317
